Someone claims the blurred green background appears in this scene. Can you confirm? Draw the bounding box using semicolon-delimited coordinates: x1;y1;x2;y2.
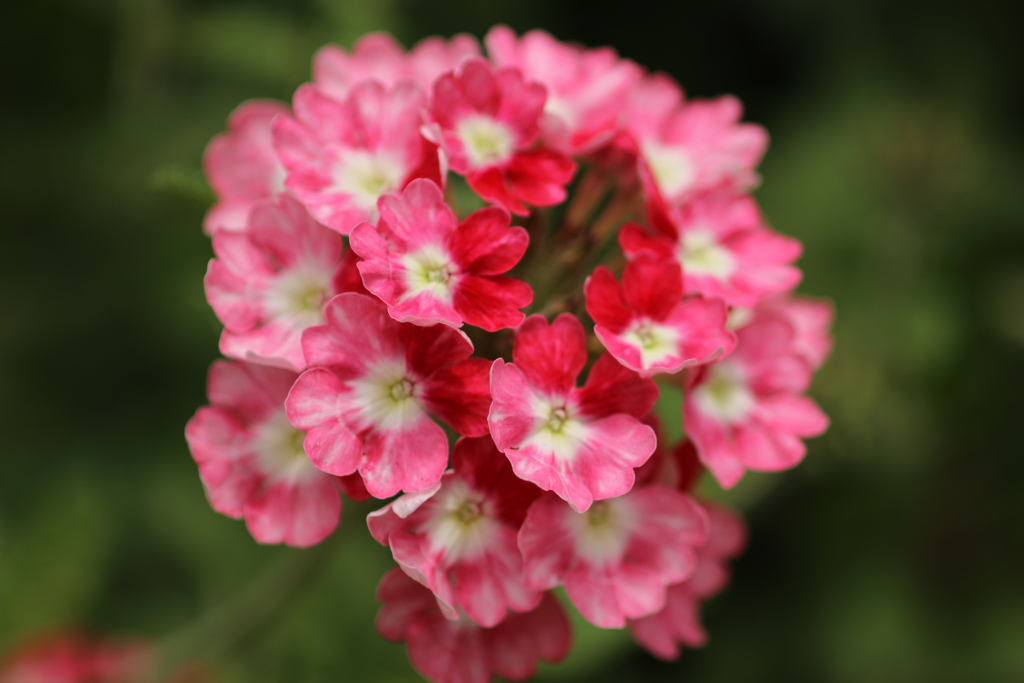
2;0;1023;681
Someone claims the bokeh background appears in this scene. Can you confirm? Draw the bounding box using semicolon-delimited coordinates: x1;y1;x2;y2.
3;0;1024;681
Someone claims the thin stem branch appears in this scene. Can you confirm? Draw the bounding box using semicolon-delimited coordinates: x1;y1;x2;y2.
146;531;343;681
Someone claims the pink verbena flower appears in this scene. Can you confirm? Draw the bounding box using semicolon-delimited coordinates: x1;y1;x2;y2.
425;57;577;216
286;293;491;498
620;192;803;308
755;294;835;370
368;436;542;627
629;96;768;212
484;26;642;155
629;501;747;660
350;179;532;330
204;195;361;372
202;99;288;235
684;308;830;488
272;80;441;235
518;486;707;628
0;632;148;683
488;314;659;512
584;252;736;376
185;360;342;547
313;32;480;99
376;568;572;683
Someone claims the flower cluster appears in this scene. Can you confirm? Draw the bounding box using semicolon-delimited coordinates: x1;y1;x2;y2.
188;26;832;683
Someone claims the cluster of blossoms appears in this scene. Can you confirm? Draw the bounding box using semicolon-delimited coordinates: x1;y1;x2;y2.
187;26;832;683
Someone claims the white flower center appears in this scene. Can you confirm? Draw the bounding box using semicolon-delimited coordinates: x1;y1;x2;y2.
642;141;695;200
421;479;499;562
692;360;754;424
350;358;423;430
726;306;753;330
251;410;319;481
332;149;406;213
621;319;682;370
569;498;635;565
263;260;335;328
680;229;736;280
544;95;577;128
402;244;456;302
457;115;515;168
521;397;590;463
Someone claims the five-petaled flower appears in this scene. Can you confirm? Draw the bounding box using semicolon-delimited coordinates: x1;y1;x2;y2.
286;293;491;498
351;178;533;330
488;314;660;513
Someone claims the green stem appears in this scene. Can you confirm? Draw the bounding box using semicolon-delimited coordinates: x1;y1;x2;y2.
146;531;343;681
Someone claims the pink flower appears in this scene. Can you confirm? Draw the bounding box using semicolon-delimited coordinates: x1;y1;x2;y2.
272;80;441;235
286;293;491;498
518;487;707;628
484;26;642;154
202;100;288;234
620;192;803;308
629;501;747;660
368;436;542;627
185;360;342;547
0;632;148;683
630;96;767;211
204;195;362;372
350;179;532;331
584;253;736;376
684;310;830;488
755;294;835;370
488;314;659;512
376;569;572;683
424;58;577;215
313;32;480;99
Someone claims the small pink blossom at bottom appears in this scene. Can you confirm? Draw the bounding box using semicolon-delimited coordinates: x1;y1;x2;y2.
368;436;542;627
350;178;532;331
185;360;342;547
488;314;659;512
376;569;572;683
629;501;747;660
202;99;288;234
585;253;736;376
287;293;491;499
0;632;149;683
517;487;708;629
684;313;830;488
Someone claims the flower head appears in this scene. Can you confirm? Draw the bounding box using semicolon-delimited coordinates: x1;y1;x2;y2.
488;314;659;512
185;360;342;547
585;253;736;376
376;569;572;683
203;99;288;234
369;436;542;627
204;195;362;372
425;58;577;215
273;80;441;235
286;293;491;498
351;179;533;330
